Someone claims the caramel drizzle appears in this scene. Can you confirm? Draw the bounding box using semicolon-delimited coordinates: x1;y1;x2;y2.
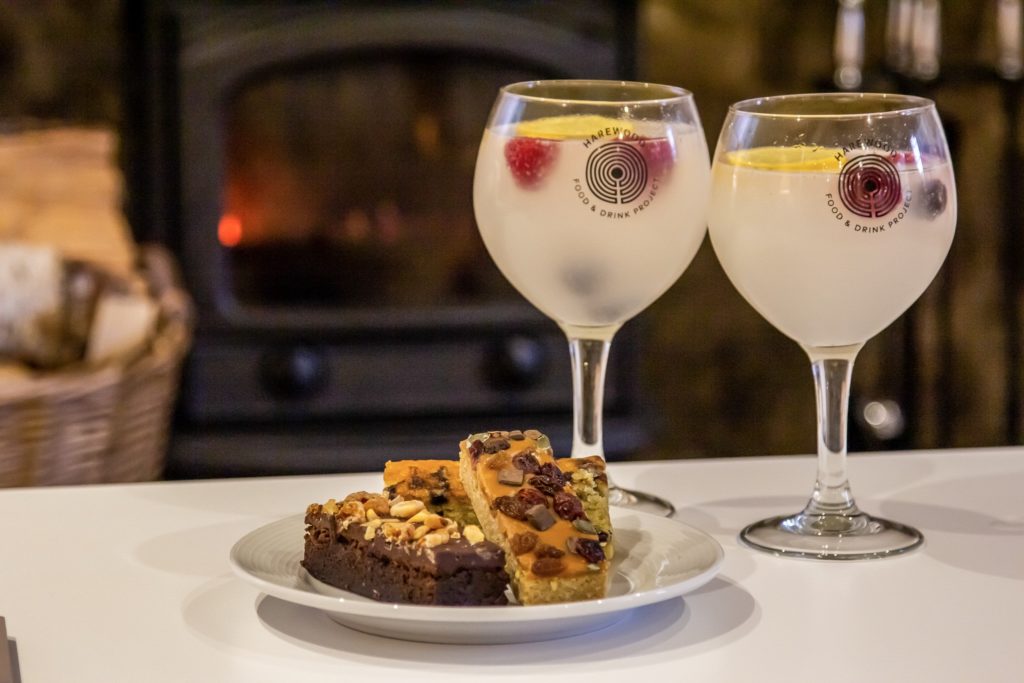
472;436;604;578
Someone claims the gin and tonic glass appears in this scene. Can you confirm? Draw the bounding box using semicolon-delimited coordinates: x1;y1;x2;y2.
473;80;711;516
708;93;956;558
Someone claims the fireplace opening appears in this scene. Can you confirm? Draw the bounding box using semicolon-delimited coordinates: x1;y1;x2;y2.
124;1;644;476
221;52;531;309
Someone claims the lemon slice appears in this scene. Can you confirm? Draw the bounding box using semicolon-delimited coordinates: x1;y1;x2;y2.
515;115;631;140
726;146;842;171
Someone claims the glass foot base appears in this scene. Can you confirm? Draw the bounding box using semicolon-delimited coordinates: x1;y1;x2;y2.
739;511;923;560
608;485;675;517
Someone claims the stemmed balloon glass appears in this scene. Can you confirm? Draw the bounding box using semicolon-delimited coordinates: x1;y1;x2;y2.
473;80;710;517
708;93;956;558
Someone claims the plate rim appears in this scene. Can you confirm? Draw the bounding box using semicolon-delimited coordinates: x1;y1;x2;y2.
229;507;724;624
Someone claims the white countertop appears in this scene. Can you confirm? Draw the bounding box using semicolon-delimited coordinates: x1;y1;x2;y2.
1;447;1021;682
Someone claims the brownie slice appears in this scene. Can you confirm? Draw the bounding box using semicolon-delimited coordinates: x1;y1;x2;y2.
302;491;509;606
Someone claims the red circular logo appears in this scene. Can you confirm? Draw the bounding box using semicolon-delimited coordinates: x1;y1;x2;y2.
838;154;902;218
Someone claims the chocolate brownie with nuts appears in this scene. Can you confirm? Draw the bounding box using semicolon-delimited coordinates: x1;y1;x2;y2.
302;490;509;606
458;430;612;605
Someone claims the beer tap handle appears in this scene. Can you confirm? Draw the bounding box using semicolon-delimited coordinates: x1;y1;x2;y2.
886;0;915;74
911;0;942;81
997;0;1024;80
834;0;866;89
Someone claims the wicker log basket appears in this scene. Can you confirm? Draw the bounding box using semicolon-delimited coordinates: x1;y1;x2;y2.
0;245;192;487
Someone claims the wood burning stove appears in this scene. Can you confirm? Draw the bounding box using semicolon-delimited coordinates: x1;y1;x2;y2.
122;0;646;476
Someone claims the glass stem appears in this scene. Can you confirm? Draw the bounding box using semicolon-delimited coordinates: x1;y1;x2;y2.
803;343;864;517
563;327;617;460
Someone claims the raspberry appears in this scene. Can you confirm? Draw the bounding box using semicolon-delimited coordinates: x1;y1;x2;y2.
504;137;558;189
639;137;676;179
889;150;917;167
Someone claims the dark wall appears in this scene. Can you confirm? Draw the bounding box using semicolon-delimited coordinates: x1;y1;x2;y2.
1;0;1019;460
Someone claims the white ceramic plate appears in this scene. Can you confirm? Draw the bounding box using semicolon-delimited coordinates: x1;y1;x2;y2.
229;508;724;644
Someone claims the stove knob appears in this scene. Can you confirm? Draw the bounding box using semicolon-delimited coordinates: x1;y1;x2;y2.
485;334;548;390
259;345;329;400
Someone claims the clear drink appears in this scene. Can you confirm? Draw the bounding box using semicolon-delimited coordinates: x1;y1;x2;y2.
474;117;709;329
709;147;955;347
707;93;957;559
473;81;710;517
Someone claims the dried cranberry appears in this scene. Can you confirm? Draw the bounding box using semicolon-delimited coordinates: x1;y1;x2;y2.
597;530;609;543
531;557;565;576
483;437;510;454
534;543;564;558
528;475;562;497
493;495;527;520
553;491;585;521
510;531;538;555
468;439;484;459
574;538;606;564
515;488;548;508
512;452;541;474
538;462;565;485
639;136;676;179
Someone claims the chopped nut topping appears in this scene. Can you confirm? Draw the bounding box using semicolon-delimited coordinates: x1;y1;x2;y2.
390;499;425;518
406;510;429;524
363;495;392;517
317;490;485;553
339;499;366;522
463;525;486;545
422;531;450;548
424;513;446;530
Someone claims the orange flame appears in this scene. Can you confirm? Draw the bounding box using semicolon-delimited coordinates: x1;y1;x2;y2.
218;213;243;248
